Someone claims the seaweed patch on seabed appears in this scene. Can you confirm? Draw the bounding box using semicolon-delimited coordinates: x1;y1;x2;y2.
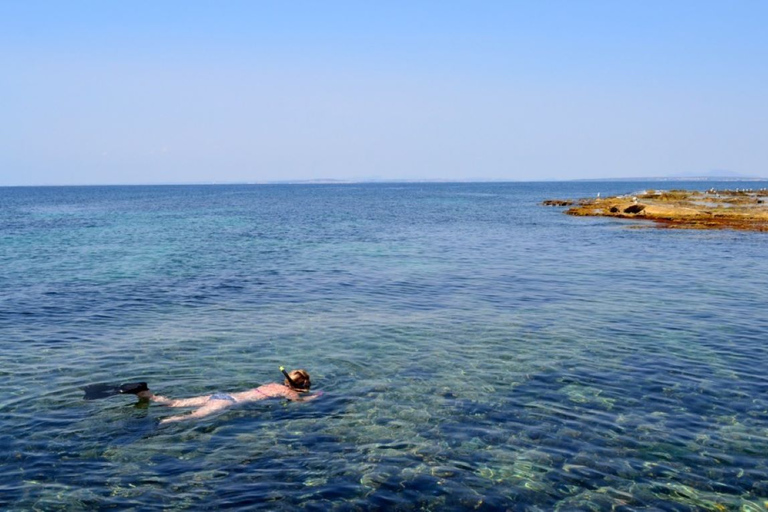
543;188;768;232
450;364;768;510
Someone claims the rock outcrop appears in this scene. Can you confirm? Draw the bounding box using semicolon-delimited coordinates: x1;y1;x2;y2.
543;189;768;231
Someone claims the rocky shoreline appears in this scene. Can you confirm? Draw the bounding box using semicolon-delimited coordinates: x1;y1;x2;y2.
543;189;768;231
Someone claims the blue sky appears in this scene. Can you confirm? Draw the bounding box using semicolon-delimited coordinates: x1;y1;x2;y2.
1;1;766;185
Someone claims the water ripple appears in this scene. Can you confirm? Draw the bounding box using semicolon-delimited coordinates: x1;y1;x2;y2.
2;182;768;509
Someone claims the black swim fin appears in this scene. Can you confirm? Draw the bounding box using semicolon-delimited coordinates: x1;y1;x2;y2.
83;382;148;400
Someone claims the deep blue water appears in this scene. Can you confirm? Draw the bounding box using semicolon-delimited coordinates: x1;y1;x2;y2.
2;181;768;510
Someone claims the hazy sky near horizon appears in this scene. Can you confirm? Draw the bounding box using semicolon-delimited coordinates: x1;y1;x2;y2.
2;1;766;186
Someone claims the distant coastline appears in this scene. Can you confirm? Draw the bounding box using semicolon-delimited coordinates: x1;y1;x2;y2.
571;176;768;183
275;176;768;185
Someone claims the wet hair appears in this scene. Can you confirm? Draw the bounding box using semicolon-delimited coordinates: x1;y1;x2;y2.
285;369;311;391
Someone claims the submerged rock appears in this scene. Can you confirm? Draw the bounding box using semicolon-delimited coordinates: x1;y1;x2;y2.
542;199;575;207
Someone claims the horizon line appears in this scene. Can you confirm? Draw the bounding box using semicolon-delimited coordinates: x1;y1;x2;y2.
2;176;768;188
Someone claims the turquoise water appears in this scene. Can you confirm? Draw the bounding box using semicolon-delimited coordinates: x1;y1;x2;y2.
2;182;768;510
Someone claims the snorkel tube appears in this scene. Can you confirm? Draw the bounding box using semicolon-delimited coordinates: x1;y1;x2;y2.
280;366;298;388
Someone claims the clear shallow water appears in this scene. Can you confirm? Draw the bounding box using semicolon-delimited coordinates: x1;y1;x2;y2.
2;181;768;510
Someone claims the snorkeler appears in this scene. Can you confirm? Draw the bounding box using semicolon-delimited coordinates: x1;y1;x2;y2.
84;368;321;424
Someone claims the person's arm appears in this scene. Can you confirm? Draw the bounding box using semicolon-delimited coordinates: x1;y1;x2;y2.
290;391;324;402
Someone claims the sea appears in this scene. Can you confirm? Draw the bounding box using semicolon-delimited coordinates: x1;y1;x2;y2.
1;181;768;511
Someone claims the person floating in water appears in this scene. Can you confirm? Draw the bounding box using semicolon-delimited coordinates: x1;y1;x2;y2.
90;368;321;424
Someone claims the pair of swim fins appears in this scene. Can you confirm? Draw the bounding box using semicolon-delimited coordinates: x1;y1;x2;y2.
83;381;148;400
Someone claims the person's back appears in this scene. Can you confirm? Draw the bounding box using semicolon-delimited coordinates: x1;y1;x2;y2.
134;368;320;424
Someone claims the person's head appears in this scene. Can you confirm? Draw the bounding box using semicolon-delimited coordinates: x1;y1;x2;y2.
285;369;311;391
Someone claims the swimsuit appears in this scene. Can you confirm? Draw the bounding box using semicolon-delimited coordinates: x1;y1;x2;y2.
208;388;270;403
209;392;237;403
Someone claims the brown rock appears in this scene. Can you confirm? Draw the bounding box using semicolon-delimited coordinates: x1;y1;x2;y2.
623;204;646;214
554;188;768;231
